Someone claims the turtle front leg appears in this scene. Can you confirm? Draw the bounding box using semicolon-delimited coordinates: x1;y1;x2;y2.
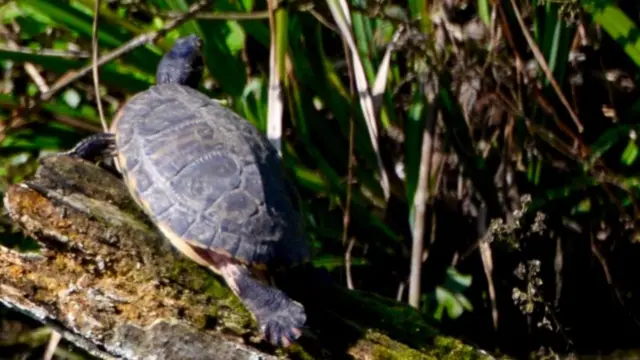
214;259;306;347
62;132;116;163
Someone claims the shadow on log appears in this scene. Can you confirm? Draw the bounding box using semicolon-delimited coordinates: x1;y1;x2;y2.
1;155;497;359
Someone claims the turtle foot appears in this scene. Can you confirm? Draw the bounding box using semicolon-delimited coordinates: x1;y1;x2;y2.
254;293;306;347
62;132;116;163
231;268;307;347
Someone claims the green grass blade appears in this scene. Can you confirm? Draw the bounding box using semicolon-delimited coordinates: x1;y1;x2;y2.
404;89;428;203
477;0;490;26
583;0;640;68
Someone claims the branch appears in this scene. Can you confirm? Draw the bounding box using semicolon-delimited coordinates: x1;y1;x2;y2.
1;156;495;359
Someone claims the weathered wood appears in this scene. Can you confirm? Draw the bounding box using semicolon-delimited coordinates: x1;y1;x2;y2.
1;155;496;359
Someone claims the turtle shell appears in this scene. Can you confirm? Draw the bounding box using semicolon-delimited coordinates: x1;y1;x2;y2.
110;84;309;268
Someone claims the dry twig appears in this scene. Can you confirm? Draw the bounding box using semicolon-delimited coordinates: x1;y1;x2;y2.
408;96;437;309
0;24;50;94
508;0;583;133
266;0;284;155
92;0;108;132
42;331;61;360
341;33;357;290
345;237;356;290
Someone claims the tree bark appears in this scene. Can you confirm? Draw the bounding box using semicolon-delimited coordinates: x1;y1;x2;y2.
1;155;496;360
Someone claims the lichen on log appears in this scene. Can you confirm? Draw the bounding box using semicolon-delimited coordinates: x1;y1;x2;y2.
1;155;496;359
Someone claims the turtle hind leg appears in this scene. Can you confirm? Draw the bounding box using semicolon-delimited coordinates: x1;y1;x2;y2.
62;132;116;163
219;263;306;347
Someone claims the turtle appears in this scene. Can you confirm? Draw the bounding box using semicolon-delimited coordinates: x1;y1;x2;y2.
64;35;310;347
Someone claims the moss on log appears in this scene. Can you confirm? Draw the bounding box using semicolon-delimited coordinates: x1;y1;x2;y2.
1;155;496;359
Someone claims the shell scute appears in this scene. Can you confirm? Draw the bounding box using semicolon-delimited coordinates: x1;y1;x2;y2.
215;190;259;221
143;186;175;218
169;157;241;211
240;164;265;204
163;205;196;238
130;168;153;195
184;215;219;247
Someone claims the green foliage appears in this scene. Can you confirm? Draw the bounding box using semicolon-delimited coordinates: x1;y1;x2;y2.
422;267;474;321
583;0;640;68
2;0;640;358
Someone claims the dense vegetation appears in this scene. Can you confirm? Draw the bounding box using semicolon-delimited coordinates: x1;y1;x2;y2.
2;0;640;358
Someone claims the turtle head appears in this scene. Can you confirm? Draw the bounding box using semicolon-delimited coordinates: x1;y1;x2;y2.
156;35;204;88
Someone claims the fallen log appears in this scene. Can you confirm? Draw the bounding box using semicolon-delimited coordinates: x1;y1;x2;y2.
1;155;496;359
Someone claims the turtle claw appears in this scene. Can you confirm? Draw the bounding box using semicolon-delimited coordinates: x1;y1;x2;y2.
258;300;306;347
227;265;307;347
